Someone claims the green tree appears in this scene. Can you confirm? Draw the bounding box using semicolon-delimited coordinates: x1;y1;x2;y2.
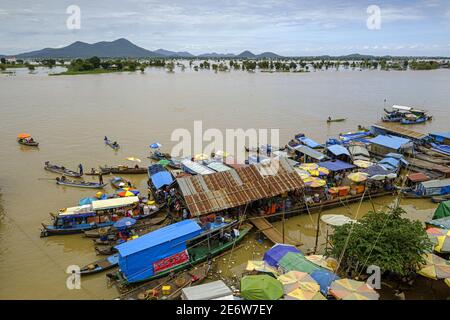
328;207;432;277
0;57;6;64
88;56;101;69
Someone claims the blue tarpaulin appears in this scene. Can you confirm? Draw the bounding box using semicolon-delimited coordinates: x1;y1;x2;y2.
310;270;340;296
326;145;350;157
379;157;400;170
369;135;411;151
298;136;322;149
115;219;202;283
318;160;355;172
263;244;302;267
113;217;136;229
430;132;450;142
148;164;174;190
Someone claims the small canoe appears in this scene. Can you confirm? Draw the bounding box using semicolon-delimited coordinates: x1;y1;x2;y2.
18;138;39;146
105;139;120;150
45;163;82;177
431;194;450;203
80;254;119;275
56;177;107;189
327;118;346;123
100;166;147;174
110;176;133;189
118;263;210;300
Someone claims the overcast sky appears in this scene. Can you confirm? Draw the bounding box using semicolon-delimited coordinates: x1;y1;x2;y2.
1;0;449;56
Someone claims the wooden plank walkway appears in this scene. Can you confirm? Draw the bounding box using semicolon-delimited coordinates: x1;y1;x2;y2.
248;215;301;247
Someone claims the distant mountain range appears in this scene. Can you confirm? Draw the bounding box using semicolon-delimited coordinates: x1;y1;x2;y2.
2;38;283;59
1;39;448;59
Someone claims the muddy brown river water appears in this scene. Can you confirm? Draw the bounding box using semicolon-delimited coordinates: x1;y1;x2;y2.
0;66;449;299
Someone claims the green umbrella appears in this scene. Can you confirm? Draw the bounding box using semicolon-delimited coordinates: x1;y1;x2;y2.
157;159;170;167
278;252;321;274
240;275;283;300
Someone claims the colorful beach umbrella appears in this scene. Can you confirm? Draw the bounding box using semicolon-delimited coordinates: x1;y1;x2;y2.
435;234;450;253
285;287;326;300
310;269;340;296
329;279;379;300
295;168;311;180
353;160;373;168
157;159;170;167
303;177;326;188
278;252;321;274
305;255;335;271
17;133;31;139
277;271;319;294
246;260;279;276
347;172;369;183
417;253;450;279
113;217;137;229
240;275;284;300
263;244;302;267
150;142;162;149
194;153;209;161
445;278;450;287
299;163;319;171
426;227;449;237
125;157;141;163
117;188;140;197
308;167;330;177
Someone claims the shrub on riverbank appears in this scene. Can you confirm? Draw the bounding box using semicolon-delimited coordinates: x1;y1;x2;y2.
328;206;432;277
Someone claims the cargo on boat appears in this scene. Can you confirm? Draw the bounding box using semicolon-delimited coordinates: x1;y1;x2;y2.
100;165;147;174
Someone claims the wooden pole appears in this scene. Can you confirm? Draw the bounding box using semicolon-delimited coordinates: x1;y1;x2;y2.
314;210;321;254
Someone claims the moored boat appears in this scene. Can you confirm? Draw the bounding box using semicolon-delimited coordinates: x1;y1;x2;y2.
107;219;252;287
147;164;175;204
44;162;82;177
40;196;141;237
56;177;106;189
110;176;133;189
118;263;210;300
100;165;147;174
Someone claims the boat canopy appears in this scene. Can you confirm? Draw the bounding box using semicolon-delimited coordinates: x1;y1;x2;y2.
206;161;232;172
368;135;412;151
181;159;215;175
148;164;174;189
291;145;327;161
58;204;93;216
348;145;370;158
318;160;355;172
115;219;202;283
297;136;322;149
327;145;350;157
181;280;233;300
430;132;450;142
92;196;139;211
392;105;412;111
417;179;450;196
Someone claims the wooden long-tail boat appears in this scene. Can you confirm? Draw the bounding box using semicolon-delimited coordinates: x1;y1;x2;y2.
44;162;82;177
56;177;106;189
100;165;147;174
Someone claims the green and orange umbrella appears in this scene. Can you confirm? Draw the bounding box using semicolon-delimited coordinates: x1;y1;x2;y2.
329;278;379;300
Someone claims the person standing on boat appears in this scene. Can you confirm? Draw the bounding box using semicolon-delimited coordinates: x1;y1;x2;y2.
104;136;108;142
98;172;104;185
328;116;331;122
78;163;83;175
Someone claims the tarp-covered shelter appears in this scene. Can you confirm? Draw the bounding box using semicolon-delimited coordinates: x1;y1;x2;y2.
115;219;202;283
318;159;355;172
288;144;328;162
416;179;450;197
147;164;174;190
368;135;413;156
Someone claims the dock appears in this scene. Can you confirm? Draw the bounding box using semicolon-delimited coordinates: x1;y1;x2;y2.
248;215;302;247
373;122;428;141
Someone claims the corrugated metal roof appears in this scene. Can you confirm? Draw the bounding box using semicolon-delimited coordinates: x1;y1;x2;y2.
291;145;328;161
373;123;427;140
207;161;233;172
177;158;304;216
181;159;216;175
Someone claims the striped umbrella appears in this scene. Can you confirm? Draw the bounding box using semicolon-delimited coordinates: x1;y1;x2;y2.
295;168;311;180
347;172;369;183
427;229;450;253
117;188;140;197
417;253;450;280
278;271;319;295
445;278;450;287
246;260;279;276
353;160;373;168
303;177;326;188
329;279;379;300
308;167;330;177
299;163;319;171
305;255;335;271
